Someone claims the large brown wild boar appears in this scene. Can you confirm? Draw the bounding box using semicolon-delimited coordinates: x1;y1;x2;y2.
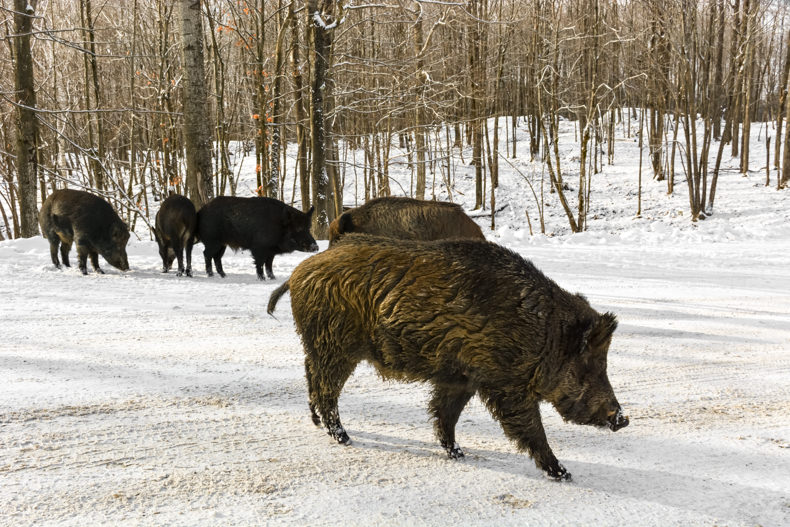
268;234;628;481
328;196;484;245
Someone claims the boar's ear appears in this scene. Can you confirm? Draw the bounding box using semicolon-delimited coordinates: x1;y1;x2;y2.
586;312;618;351
306;206;315;218
338;213;353;233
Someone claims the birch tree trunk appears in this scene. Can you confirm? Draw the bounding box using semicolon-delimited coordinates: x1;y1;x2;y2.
180;0;214;207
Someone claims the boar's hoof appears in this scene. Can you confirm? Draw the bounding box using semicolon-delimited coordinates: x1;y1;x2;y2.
329;426;351;445
444;442;465;460
176;270;183;277
607;408;629;431
544;462;572;482
185;269;193;278
96;268;105;274
309;408;321;427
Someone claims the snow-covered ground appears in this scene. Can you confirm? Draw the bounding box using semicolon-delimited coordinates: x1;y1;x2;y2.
1;117;789;526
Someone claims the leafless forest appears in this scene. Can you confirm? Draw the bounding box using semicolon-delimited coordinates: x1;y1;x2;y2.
2;0;789;240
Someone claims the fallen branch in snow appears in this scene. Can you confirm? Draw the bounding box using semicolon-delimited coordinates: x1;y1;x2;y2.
468;204;508;218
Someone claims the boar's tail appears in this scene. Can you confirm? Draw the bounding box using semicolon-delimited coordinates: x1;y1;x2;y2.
267;280;290;316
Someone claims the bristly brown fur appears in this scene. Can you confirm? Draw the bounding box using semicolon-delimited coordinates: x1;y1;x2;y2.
327;196;485;246
269;234;628;481
38;189;130;274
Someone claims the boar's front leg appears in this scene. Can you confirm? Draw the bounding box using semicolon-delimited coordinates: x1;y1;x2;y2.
264;253;276;280
479;386;571;481
429;383;476;459
252;251;266;280
89;251;105;274
76;242;91;275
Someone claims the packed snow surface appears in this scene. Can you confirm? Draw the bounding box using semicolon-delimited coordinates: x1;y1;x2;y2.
2;118;789;526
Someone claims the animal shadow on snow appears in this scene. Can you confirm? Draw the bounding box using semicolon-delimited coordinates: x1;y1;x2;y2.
344;419;787;525
570;447;787;522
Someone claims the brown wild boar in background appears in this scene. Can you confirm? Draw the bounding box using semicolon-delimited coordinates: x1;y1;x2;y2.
39;189;130;274
197;196;319;280
328;196;485;245
268;234;628;481
154;193;197;277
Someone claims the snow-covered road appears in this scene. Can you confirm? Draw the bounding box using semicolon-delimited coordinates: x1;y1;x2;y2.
2;234;788;526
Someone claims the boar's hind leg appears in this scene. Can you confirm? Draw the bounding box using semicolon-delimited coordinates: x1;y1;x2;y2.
59;241;71;267
203;244;226;277
480;388;571;481
430;384;476;459
47;240;62;268
174;244;185;277
185;239;194;277
304;358;321;426
213;247;226;277
304;350;357;446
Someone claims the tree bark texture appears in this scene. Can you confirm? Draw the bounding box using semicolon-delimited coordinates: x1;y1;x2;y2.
14;0;39;237
180;0;214;207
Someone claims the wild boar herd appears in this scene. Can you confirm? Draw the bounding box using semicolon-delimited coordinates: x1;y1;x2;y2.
39;189;318;278
37;189;628;481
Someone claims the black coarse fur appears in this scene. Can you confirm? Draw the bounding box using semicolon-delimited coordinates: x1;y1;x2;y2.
328;196;485;246
154;194;197;277
38;189;130;274
197;196;319;280
268;234;628;481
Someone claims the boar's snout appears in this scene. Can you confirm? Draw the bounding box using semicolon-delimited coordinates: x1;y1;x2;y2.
307;240;319;252
607;406;629;431
107;250;130;271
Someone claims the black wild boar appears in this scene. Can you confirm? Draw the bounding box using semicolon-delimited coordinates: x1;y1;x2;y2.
39;189;130;274
268;234;628;481
328;196;485;246
197;196;319;280
154;194;197;277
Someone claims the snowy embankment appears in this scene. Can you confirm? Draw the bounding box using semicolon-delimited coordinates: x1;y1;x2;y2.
2;119;790;525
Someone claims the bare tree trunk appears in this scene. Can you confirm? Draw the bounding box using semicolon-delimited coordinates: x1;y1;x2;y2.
711;0;725;140
180;0;214;207
413;5;427;200
783;70;790;188
307;0;338;238
470;0;485;210
80;0;105;191
13;0;39;237
775;28;790;187
269;1;290;200
290;0;310;211
204;2;231;197
739;0;754;174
